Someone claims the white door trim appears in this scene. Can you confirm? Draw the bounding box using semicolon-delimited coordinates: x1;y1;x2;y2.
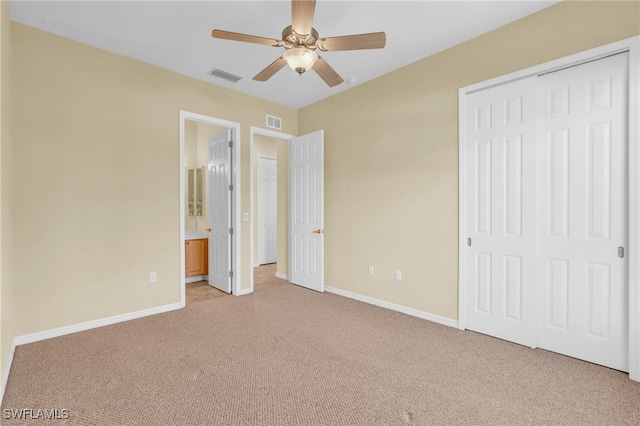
458;36;640;381
179;110;241;304
249;126;294;293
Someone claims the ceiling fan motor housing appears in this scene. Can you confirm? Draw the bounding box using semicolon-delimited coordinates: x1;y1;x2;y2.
281;25;320;50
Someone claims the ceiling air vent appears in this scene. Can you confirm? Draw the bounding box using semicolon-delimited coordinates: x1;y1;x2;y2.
266;115;282;130
207;68;242;83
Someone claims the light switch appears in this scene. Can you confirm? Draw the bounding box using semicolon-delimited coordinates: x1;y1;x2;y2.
243;212;249;221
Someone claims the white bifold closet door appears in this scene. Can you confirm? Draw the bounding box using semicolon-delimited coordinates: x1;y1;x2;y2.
464;52;629;371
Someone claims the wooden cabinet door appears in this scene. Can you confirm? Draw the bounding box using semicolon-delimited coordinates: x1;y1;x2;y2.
186;239;208;277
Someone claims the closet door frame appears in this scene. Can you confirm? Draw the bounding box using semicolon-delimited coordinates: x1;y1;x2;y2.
458;36;640;381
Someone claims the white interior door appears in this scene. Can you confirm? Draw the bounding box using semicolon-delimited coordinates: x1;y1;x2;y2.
536;53;629;371
258;157;277;265
208;129;233;294
464;76;538;347
290;130;324;292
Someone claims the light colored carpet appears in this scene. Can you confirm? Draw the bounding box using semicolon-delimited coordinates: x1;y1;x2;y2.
2;265;639;425
186;263;280;304
186;281;229;304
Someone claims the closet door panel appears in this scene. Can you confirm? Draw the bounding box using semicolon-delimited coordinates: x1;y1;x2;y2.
537;53;629;372
464;77;538;347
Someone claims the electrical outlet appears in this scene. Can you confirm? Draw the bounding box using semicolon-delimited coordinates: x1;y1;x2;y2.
368;265;374;275
149;272;157;283
395;270;402;280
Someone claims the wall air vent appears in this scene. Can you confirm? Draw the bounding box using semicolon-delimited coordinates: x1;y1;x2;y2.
266;115;282;130
207;68;242;83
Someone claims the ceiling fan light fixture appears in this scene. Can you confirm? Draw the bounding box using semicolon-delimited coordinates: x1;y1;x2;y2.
283;47;318;75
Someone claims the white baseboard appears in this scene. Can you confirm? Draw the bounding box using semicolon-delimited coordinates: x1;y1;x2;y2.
275;272;288;280
236;288;252;296
325;286;458;329
186;276;207;284
13;302;182;346
1;341;17;405
0;302;182;405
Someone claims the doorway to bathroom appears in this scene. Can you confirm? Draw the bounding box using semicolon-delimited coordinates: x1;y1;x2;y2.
180;111;241;306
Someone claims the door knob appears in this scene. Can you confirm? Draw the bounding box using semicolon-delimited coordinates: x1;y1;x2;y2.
312;229;322;234
205;227;211;232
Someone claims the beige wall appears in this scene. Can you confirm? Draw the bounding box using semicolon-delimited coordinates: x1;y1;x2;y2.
6;21;296;347
297;0;640;320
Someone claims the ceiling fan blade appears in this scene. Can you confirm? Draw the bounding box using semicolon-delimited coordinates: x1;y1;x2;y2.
317;32;386;51
253;57;287;81
291;0;316;36
212;29;281;47
313;56;343;87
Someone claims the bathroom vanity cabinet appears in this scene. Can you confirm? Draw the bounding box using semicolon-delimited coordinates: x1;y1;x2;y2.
185;238;208;277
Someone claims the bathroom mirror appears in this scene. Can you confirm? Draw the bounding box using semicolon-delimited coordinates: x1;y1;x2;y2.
195;167;204;216
187;168;195;216
186;167;204;217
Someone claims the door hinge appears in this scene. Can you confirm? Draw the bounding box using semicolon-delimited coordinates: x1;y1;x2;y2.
228;140;233;148
229;184;233;191
229;270;234;278
229;228;234;235
618;246;625;258
467;237;472;247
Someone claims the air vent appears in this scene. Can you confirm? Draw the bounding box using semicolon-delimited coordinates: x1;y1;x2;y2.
207;68;242;83
266;115;282;130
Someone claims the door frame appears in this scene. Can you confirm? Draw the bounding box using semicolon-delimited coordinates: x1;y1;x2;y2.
179;110;241;305
249;126;294;293
257;155;278;266
458;36;640;380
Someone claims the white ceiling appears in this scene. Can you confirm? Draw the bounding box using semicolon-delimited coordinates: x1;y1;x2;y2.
8;0;559;109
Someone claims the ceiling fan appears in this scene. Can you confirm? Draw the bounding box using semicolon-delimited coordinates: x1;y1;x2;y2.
211;0;386;87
